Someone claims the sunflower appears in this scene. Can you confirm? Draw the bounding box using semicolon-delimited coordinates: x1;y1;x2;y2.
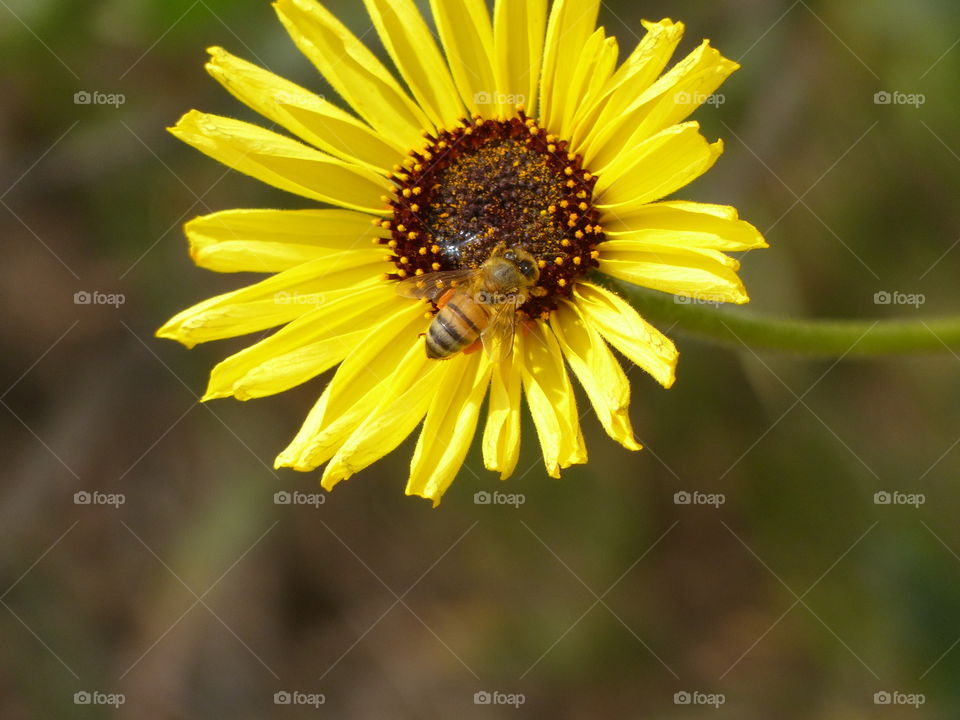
158;0;767;505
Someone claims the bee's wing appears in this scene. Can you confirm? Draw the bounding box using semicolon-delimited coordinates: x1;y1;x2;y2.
480;301;519;363
395;270;477;302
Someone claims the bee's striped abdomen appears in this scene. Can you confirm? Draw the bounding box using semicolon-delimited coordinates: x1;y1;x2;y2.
426;296;487;359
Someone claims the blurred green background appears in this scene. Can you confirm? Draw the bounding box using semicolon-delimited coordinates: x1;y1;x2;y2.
2;0;959;717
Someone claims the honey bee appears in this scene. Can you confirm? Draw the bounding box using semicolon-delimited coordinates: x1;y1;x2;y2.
396;244;540;361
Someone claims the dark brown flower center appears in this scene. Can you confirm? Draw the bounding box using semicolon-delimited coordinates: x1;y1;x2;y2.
379;112;604;318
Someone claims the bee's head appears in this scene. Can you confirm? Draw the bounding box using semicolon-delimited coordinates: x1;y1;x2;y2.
501;247;540;283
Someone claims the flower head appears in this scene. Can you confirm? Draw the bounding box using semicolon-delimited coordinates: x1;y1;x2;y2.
159;0;767;505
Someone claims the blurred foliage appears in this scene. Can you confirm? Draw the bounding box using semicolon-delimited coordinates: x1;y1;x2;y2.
1;0;960;718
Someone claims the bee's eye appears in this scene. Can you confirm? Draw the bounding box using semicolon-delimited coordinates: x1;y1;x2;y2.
518;260;536;279
503;250;517;262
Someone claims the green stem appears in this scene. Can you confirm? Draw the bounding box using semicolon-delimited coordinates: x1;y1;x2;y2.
602;277;960;357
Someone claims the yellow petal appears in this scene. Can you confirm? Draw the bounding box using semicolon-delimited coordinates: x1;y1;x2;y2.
430;0;498;117
493;0;547;117
321;339;443;490
362;0;465;129
603;201;768;252
168;111;392;214
275;302;429;470
156;250;387;347
521;320;586;478
407;352;493;506
558;29;618;140
599;235;749;304
274;0;431;151
569;18;684;151
187;208;387;273
539;0;600;133
573;283;677;388
552;301;641;451
482;330;524;479
595;122;723;208
204;46;403;171
204;283;397;400
585;39;738;170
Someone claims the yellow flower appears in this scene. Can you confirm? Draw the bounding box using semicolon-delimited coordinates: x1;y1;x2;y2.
158;0;767;505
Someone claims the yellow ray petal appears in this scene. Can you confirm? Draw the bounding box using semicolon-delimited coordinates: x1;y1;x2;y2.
573;283;677;388
321;338;443;490
595;122;723;208
156;250;387;347
204;283;397;400
558;29;618;140
169;111;392;214
362;0;465;130
521;320;587;478
598;246;749;305
482;330;524;479
204;46;404;172
493;0;547;118
603;201;768;252
187;208;387;274
274;0;431;151
407;352;492;506
569;18;684;152
430;0;498;117
275;302;429;471
539;0;600;133
585;40;738;169
552;301;641;451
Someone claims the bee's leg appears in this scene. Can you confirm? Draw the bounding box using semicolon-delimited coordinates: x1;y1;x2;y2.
462;339;483;355
436;289;456;308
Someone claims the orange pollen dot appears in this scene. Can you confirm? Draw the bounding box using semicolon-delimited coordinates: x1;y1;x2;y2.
431;262;441;271
547;144;557;152
590;250;600;259
559;200;570;208
399;256;409;264
397;269;408;278
554;257;564;265
558;278;568;287
397;224;406;233
573;256;582;265
410;204;420;212
408;231;419;240
561;238;571;247
387;240;398;248
537;260;548;269
430;244;440;254
579;202;589;211
402;188;412;198
418;246;428;255
564;167;574;176
381;220;392;229
412;187;422;195
574;230;584;239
